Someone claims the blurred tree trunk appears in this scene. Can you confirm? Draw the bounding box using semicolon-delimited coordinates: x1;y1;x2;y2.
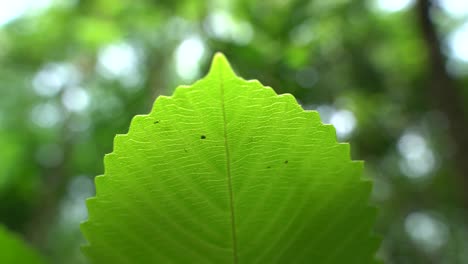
24;103;72;252
25;162;69;251
416;0;468;210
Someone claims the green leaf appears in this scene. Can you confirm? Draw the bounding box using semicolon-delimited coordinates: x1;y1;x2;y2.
0;225;45;264
81;53;380;263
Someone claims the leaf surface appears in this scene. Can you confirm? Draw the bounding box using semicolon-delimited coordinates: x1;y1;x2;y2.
0;225;45;264
82;53;380;263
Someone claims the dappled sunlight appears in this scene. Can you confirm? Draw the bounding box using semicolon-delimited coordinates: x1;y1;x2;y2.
30;102;63;128
59;176;94;226
448;22;468;63
372;0;415;13
61;87;90;113
175;35;206;81
405;211;449;252
204;10;254;45
397;132;436;179
317;105;356;140
0;0;52;26
97;42;143;89
440;0;468;18
32;63;80;97
330;110;357;140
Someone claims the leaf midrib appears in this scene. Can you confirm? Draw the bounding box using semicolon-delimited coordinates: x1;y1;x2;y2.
219;67;239;264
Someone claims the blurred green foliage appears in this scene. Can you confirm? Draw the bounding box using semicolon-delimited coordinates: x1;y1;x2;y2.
0;225;45;264
0;0;467;263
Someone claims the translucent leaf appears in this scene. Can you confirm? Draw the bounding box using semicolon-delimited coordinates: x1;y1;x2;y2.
0;226;45;264
81;53;380;263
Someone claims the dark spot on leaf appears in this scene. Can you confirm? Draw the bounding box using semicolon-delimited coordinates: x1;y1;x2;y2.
284;160;288;164
154;120;160;124
184;148;188;153
201;135;206;139
267;166;271;169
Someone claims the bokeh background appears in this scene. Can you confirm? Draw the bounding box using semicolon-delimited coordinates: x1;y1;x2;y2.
0;0;467;263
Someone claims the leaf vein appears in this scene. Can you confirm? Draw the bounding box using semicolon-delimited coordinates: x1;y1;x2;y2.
219;67;239;264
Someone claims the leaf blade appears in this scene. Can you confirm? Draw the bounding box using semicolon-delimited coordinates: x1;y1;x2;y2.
82;53;380;263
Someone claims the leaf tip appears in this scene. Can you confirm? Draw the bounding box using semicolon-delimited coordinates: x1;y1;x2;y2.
209;52;236;77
